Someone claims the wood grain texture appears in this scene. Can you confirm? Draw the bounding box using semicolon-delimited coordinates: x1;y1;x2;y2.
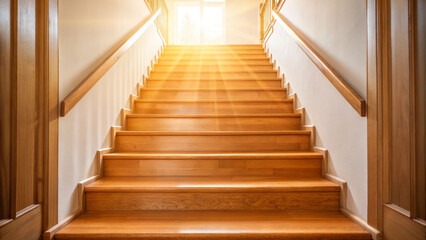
0;205;41;240
272;9;366;117
145;79;283;88
0;0;12;219
126;114;301;131
60;9;161;116
133;99;294;114
56;44;370;239
55;210;371;240
384;205;425;240
103;157;322;177
115;131;311;152
86;192;339;211
139;88;287;100
37;0;59;229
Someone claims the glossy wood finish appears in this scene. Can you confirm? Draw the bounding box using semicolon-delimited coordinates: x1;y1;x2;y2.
103;152;323;178
37;0;59;230
133;99;294;114
0;0;59;238
145;79;283;88
0;0;12;220
56;210;370;240
139;88;287;100
126;114;301;131
60;9;161;117
272;9;366;117
57;45;369;239
0;205;42;240
115;131;311;152
367;0;426;238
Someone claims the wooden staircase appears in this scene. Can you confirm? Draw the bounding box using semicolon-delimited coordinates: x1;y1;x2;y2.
56;45;370;240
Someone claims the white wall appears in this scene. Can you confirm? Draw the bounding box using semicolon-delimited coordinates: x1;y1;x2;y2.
266;0;368;220
225;0;260;44
58;0;163;222
165;0;260;44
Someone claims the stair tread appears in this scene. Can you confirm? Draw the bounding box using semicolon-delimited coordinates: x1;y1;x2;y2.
146;78;281;81
56;210;370;240
141;88;286;91
134;99;293;103
103;151;323;160
85;176;339;192
116;130;311;136
126;113;301;118
156;63;273;66
151;70;276;73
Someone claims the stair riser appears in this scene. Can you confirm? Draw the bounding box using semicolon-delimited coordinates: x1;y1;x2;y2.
162;53;267;57
149;72;278;80
154;65;274;71
164;49;265;53
166;45;263;50
85;192;339;211
115;134;311;152
126;117;301;131
160;56;269;61
133;102;294;114
103;159;322;178
145;80;282;88
158;59;271;65
139;90;287;100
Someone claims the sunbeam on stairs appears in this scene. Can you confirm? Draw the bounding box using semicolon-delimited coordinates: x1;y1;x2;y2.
55;45;371;240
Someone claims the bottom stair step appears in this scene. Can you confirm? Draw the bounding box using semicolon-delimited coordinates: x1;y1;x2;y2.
55;210;371;240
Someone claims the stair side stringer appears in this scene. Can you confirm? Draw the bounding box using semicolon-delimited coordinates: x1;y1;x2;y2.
273;61;379;239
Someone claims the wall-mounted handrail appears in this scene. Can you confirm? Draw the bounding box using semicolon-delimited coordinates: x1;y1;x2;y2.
60;9;161;117
272;9;366;116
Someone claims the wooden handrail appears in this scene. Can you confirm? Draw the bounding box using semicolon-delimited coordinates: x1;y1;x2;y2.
272;9;366;116
60;9;161;117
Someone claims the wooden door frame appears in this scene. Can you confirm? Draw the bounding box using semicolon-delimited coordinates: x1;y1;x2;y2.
367;0;425;236
0;0;58;237
367;0;386;231
37;0;59;232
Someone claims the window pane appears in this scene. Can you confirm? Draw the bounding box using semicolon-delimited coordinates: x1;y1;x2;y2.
176;5;201;44
203;6;223;44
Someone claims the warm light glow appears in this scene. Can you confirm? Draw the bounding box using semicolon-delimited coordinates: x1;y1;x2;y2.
175;1;225;45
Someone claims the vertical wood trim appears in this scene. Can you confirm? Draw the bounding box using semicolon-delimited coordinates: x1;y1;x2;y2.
43;0;59;230
367;0;385;230
0;0;12;220
9;0;18;219
408;0;417;219
36;0;59;230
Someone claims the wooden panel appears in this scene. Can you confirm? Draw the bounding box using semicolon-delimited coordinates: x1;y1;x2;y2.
86;192;339;211
0;205;42;240
384;205;425;240
0;0;12;220
15;0;37;213
414;0;426;220
390;0;411;211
